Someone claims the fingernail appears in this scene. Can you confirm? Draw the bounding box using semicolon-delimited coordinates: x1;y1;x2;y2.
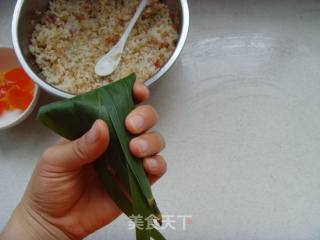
136;139;148;154
87;121;100;144
129;114;144;130
147;158;158;170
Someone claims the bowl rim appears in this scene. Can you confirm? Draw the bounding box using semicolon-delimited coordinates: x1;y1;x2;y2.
12;0;190;99
145;0;189;86
0;46;40;130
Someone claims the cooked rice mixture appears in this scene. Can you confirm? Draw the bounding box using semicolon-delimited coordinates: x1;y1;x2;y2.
30;0;178;94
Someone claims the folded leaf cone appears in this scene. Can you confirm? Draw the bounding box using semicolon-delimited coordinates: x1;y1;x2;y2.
37;74;165;240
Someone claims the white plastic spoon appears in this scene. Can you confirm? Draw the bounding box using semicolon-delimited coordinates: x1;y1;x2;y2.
95;0;149;76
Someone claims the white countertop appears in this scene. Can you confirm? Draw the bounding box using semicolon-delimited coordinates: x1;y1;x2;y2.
1;0;320;239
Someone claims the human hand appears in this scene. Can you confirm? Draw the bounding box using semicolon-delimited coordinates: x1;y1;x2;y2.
1;82;167;240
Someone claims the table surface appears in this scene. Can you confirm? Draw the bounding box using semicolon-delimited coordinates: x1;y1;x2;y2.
1;0;320;239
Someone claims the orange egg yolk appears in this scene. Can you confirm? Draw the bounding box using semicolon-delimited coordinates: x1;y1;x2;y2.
0;68;34;115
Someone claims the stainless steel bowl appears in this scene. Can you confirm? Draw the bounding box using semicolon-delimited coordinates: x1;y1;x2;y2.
12;0;189;98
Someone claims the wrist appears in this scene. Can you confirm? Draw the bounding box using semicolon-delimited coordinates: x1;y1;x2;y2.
1;202;70;240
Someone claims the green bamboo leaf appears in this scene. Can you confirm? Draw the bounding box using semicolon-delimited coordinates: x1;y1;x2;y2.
37;74;165;240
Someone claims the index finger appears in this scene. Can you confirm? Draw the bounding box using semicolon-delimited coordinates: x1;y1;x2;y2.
133;81;150;103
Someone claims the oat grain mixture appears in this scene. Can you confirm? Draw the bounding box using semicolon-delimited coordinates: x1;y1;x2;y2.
30;0;178;94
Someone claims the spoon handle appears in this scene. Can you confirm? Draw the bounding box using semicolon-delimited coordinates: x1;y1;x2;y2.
119;0;149;46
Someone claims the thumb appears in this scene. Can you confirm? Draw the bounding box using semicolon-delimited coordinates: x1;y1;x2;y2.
41;120;109;171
